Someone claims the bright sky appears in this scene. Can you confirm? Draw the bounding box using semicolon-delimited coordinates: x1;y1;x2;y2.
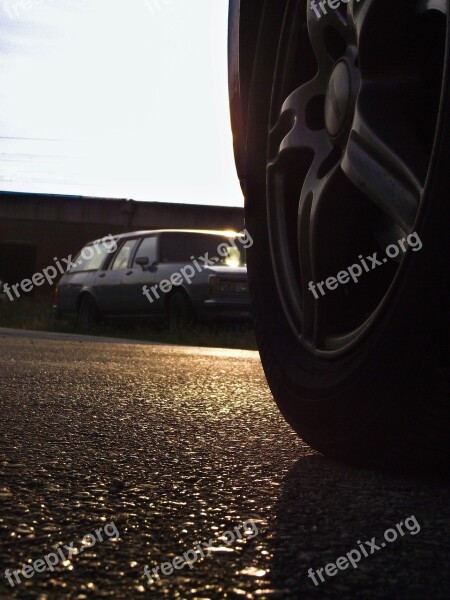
0;0;243;206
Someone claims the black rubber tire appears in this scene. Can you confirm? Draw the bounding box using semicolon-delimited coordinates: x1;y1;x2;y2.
167;292;194;332
77;295;99;331
243;1;450;473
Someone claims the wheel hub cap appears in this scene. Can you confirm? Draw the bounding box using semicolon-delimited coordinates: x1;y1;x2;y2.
325;60;351;137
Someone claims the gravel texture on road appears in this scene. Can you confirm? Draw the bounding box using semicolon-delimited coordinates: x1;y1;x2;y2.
0;332;449;599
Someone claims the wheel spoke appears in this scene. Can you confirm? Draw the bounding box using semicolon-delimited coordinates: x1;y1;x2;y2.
297;162;341;348
347;0;377;43
297;178;316;345
269;79;327;162
307;0;350;68
341;84;426;232
267;168;304;332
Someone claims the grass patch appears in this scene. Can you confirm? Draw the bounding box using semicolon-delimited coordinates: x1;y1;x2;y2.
0;296;257;350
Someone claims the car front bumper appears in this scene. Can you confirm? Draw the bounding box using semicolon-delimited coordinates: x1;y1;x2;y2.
200;298;251;321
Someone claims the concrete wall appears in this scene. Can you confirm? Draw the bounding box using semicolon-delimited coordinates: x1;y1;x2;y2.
0;192;244;294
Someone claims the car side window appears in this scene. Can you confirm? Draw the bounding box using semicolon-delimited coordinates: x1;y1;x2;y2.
133;236;157;267
110;239;138;271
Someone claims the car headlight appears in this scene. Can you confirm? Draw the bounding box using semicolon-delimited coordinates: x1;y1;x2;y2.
209;276;248;296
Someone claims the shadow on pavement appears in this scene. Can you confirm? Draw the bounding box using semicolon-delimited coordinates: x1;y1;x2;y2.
269;454;450;599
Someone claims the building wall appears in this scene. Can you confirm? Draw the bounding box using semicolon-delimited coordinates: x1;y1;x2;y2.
0;192;244;294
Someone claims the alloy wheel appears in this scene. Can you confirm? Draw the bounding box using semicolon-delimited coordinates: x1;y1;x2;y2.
266;0;447;356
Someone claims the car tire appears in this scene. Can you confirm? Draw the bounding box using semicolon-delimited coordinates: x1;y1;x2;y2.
242;1;450;472
167;292;194;332
78;294;99;331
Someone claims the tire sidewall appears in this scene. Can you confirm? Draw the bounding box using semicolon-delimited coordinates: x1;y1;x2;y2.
78;295;98;330
168;293;193;332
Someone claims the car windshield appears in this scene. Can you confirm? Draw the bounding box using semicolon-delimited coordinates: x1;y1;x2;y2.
159;233;246;267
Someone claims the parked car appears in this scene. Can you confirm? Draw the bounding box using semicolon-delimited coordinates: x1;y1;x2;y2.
54;230;251;330
229;1;450;471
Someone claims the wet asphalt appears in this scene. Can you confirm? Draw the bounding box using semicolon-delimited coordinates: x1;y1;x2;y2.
0;330;449;600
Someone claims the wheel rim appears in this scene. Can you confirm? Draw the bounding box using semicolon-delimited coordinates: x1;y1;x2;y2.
267;0;447;356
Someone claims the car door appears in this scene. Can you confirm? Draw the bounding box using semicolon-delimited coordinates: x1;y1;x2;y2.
121;235;161;314
93;238;139;314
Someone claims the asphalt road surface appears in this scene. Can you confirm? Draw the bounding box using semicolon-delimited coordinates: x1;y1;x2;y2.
0;330;449;600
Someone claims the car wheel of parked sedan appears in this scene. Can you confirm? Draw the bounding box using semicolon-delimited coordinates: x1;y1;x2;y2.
167;292;194;332
78;294;99;330
242;0;450;472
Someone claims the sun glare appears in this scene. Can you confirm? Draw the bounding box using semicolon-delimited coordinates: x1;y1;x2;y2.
0;0;243;207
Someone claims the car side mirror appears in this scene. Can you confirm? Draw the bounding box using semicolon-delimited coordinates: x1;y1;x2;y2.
135;256;150;270
136;257;158;272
